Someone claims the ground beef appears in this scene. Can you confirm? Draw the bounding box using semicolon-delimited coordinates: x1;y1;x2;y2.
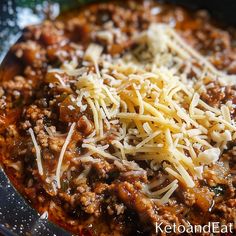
114;181;158;230
0;1;236;235
201;82;236;108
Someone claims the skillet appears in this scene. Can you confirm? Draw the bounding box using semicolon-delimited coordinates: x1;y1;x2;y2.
0;0;236;235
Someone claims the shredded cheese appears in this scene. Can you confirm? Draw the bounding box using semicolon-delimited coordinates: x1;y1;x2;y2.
84;43;103;76
158;182;178;204
39;23;236;204
55;122;76;189
28;128;43;176
82;143;118;160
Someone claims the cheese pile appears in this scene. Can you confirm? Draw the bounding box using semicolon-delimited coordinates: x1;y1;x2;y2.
35;24;236;203
75;23;236;186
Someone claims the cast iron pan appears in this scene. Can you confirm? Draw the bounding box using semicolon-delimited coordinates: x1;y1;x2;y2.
0;0;236;235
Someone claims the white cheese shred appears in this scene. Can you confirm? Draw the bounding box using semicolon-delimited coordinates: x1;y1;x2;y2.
29;128;44;176
55;122;76;189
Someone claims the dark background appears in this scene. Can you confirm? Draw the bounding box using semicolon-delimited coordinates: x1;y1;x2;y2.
0;0;236;235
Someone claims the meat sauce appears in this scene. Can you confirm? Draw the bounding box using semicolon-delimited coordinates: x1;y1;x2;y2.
0;1;235;235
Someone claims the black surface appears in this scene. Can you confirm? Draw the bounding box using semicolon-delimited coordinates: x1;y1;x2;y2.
169;0;236;25
0;171;71;236
1;0;236;235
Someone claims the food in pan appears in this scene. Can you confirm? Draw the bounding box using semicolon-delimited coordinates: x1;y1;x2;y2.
0;0;235;235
